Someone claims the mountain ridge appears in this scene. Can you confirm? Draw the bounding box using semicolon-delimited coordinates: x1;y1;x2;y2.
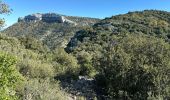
3;13;100;49
18;13;100;26
66;10;170;51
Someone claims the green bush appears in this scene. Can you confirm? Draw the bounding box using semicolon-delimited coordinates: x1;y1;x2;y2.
52;48;80;77
0;53;23;100
21;78;69;100
76;50;97;77
19;59;54;78
18;35;49;53
95;34;170;99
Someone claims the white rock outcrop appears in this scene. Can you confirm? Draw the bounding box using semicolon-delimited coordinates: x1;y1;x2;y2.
19;13;77;25
24;13;42;22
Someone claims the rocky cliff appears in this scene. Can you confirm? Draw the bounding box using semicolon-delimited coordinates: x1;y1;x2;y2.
18;13;78;25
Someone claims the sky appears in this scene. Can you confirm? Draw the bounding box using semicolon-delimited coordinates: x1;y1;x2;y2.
1;0;170;27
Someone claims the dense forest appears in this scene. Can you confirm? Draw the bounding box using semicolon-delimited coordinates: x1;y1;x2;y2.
0;1;170;100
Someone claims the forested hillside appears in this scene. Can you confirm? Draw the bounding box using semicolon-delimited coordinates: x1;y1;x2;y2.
68;10;170;51
66;10;170;99
1;10;170;100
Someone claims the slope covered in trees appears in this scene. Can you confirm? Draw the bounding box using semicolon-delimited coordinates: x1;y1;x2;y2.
0;34;77;99
95;10;170;38
68;10;170;51
1;10;170;100
67;10;170;99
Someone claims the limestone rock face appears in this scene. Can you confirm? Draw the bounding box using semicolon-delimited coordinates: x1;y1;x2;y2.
24;13;42;22
17;13;100;27
19;13;76;25
42;13;64;23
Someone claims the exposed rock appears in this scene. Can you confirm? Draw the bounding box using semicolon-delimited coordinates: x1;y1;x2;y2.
64;18;77;25
58;76;96;100
66;31;85;52
19;13;77;25
24;13;42;22
42;13;65;23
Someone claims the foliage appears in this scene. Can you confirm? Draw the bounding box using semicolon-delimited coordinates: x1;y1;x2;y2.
67;10;170;52
52;48;80;77
18;35;49;53
93;10;170;39
76;50;96;77
0;53;23;100
18;59;54;78
20;78;69;100
95;34;170;99
0;0;11;28
2;9;170;100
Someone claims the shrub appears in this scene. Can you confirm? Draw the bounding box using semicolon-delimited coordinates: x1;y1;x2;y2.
0;53;23;100
21;78;69;100
52;48;80;77
76;50;97;77
19;59;54;78
95;34;170;99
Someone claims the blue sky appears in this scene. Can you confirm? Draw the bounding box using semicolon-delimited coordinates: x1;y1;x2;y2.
1;0;170;27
